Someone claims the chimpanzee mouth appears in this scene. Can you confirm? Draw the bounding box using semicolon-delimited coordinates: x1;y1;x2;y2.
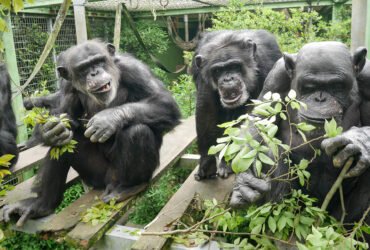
92;82;111;93
298;112;334;124
222;94;242;105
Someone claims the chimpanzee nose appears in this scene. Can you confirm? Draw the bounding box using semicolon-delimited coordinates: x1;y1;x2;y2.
90;69;99;77
314;91;327;102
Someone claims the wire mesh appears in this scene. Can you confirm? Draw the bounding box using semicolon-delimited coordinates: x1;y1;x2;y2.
11;14;76;97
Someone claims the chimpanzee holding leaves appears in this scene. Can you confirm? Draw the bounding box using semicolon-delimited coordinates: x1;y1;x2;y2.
230;42;370;239
3;40;181;226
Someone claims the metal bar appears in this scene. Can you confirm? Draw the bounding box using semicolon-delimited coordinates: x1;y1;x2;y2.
2;15;28;143
113;3;122;49
73;0;88;44
47;17;59;86
184;14;189;42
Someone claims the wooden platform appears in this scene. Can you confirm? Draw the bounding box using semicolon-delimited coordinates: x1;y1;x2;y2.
1;116;197;249
132;166;235;250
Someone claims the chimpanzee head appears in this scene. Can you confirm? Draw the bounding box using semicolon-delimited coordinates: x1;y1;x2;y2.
193;32;261;109
284;42;367;128
57;40;119;105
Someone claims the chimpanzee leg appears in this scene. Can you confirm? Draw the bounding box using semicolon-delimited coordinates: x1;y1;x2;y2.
101;124;160;203
3;151;70;226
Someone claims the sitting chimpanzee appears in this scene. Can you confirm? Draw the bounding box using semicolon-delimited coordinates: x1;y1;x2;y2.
3;40;181;226
191;30;281;180
0;64;18;166
230;42;370;237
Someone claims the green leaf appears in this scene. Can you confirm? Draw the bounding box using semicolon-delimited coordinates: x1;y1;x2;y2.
208;143;226;155
279;112;287;120
297;170;305;186
268;216;276;233
0;18;8;32
287;89;297;99
296;123;316;132
225;142;241;156
297;129;307;143
258;153;274;166
299;216;315;225
12;0;24;13
277;216;287;231
267;125;278;138
255;160;262;177
242;149;257;159
217;136;231;143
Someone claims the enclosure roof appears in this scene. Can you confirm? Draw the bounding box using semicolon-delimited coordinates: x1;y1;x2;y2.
85;0;227;11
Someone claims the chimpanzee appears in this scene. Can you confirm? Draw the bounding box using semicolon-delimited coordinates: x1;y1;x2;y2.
0;64;18;166
230;42;370;233
191;30;281;180
3;40;181;226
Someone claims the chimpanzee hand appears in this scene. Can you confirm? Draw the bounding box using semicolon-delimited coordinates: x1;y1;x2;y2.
85;108;123;143
3;198;54;227
229;170;271;208
322;126;370;178
41;118;73;146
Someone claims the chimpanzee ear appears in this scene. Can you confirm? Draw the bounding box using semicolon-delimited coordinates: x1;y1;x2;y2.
57;66;70;80
353;47;367;75
283;53;296;79
107;43;116;56
194;55;203;68
241;39;257;58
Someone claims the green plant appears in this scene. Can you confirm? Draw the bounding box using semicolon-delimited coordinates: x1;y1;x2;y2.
169;74;196;118
0;231;75;250
23;110;77;160
55;182;85;213
81;199;123;226
211;0;351;52
129;166;192;225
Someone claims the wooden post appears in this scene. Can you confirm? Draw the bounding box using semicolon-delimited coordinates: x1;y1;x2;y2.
2;15;28;143
113;3;122;49
366;0;370;58
73;0;88;44
351;0;367;52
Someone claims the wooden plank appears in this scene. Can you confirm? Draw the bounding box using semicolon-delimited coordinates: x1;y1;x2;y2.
131;166;235;250
0;168;79;210
113;3;122;49
73;0;88;44
53;117;196;248
11;145;49;174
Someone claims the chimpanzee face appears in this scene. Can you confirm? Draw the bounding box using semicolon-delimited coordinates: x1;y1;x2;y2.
195;39;258;109
57;41;119;105
284;42;367;127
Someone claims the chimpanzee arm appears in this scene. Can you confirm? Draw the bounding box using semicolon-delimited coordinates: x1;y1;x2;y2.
23;91;62;111
84;55;181;143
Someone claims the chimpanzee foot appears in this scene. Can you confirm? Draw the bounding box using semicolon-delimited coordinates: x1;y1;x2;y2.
101;183;148;203
217;160;233;179
194;156;217;181
3;198;53;227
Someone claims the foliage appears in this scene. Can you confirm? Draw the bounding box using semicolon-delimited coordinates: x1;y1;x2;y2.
0;0;34;51
211;0;351;53
0;231;75;250
55;182;85;213
129;166;192;225
169;74;196;118
81;199;123;226
23;110;77;160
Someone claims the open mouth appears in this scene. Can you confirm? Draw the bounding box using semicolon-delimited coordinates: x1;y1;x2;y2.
92;82;111;93
222;94;242;105
298;112;332;124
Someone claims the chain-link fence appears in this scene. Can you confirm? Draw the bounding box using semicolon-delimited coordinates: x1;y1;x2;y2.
11;14;77;97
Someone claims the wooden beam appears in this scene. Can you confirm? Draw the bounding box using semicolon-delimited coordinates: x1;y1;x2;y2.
132;167;235;250
113;3;122;49
73;0;88;43
351;0;367;52
2;15;28;143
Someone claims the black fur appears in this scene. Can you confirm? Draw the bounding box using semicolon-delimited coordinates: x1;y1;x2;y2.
191;30;281;180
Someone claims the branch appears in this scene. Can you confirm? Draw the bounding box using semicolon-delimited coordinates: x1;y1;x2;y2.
350;205;370;239
321;157;353;211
